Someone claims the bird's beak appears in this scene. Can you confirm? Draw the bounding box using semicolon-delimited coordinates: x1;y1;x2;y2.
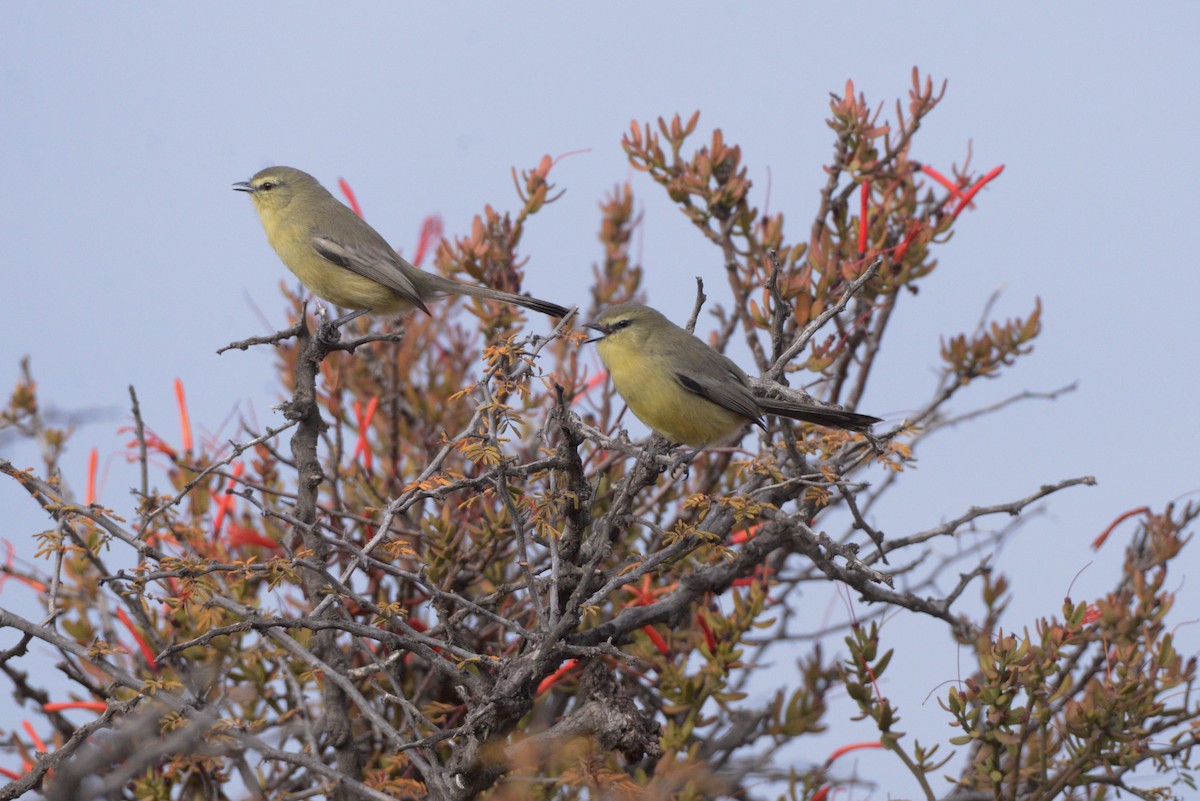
584;322;607;344
232;181;255;193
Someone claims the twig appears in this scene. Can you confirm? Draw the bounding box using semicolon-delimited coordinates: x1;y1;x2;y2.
128;385;149;505
881;476;1097;557
217;317;305;355
768;256;882;381
685;278;706;333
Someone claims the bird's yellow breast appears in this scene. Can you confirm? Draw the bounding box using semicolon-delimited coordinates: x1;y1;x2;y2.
597;338;745;446
252;198;411;312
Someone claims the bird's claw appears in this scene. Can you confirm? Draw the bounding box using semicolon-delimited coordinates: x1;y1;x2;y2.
316;320;342;345
667;447;700;480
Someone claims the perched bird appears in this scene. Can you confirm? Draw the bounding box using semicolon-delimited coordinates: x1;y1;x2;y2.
233;166;569;321
586;303;880;447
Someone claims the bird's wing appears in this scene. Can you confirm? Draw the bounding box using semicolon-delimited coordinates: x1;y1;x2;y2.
674;367;766;429
310;235;431;315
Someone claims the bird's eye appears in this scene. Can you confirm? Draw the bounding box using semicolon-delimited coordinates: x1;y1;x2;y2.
259;181;276;191
614;320;631;330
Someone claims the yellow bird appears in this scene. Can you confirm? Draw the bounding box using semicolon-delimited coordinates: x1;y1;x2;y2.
234;166;569;321
587;303;879;447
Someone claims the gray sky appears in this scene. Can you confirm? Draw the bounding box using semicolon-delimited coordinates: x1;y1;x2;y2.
3;3;1199;795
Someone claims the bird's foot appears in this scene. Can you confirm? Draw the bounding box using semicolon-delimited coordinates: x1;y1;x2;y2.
315;309;368;346
316;320;343;345
667;447;701;480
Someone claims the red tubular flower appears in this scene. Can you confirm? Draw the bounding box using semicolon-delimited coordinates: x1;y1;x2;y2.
353;397;380;471
833;306;878;353
86;448;98;505
730;524;760;545
623;574;672;607
536;658;580;696
951;165;1005;219
411;215;444;268
825;740;884;764
573;370;610;406
1093;506;1150;549
121;427;178;460
338;177;363;217
893;220;924;262
211;463;244;537
809;741;885;799
174;379;192;454
917;162;965;200
696;612;717;653
641;625;670;657
551;147;591;169
731;564;775;588
225;523;281;552
622;577;675;657
115;607;159;672
43;701;106;713
21;721;46;753
858;181;870;255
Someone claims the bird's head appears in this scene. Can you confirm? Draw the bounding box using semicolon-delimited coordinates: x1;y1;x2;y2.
585;303;666;346
232;166;321;216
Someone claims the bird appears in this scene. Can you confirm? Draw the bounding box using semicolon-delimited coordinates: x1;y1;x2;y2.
233;166;570;324
586;303;880;447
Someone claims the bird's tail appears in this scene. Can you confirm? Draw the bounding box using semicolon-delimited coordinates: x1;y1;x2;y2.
428;275;570;319
757;399;881;432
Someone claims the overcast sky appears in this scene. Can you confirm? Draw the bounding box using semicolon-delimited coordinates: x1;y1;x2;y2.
3;4;1199;795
